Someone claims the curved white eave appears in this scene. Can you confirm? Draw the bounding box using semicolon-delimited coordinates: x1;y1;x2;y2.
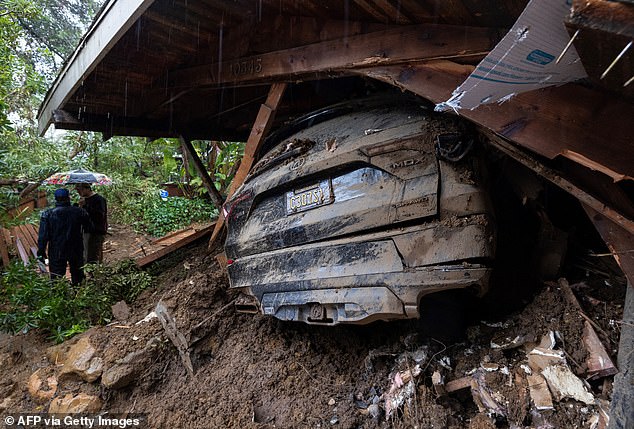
37;0;156;136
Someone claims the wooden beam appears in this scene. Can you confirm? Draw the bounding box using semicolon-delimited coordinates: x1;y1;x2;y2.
167;24;496;90
481;129;634;236
178;137;224;211
52;109;245;141
353;61;634;182
136;223;215;268
583;206;634;288
582;205;634;429
209;82;287;248
15;237;29;266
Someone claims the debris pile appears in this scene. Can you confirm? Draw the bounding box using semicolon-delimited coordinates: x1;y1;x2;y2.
0;232;625;428
364;277;621;428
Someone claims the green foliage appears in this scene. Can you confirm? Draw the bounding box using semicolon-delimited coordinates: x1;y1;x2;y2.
83;259;153;304
0;260;108;341
0;259;152;342
96;175;216;237
212;141;244;193
141;196;218;237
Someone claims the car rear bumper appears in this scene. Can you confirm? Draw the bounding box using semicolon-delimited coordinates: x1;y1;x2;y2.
228;215;494;324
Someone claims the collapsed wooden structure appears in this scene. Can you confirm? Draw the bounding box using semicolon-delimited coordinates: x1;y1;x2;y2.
35;0;634;425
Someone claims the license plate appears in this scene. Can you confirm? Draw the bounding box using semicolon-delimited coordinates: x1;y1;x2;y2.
286;180;334;215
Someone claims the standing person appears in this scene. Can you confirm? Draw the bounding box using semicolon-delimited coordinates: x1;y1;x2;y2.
74;183;108;263
37;188;93;285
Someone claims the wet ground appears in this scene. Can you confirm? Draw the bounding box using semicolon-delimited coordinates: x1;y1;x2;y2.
0;222;627;428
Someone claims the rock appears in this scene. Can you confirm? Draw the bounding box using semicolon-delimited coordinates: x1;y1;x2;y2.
84;357;104;383
112;301;131;321
27;370;58;403
46;342;73;365
0;394;16;412
367;404;381;420
101;364;137;389
49;393;102;414
59;336;103;383
328;398;336;406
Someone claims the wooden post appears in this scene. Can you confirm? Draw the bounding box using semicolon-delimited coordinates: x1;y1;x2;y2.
208;82;287;249
582;206;634;429
178;137;224;211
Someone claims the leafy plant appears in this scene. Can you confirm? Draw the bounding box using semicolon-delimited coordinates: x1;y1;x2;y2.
84;259;153;303
0;260;107;341
0;258;152;342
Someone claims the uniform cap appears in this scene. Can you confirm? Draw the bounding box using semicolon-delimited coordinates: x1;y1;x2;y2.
54;188;70;199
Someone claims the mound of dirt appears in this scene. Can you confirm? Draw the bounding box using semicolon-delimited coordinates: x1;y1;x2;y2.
0;226;627;429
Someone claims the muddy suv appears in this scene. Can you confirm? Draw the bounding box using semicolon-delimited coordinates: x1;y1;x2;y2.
223;96;495;325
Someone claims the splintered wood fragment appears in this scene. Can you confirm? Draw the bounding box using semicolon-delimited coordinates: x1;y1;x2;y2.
445;376;472;393
432;371;446;396
559;278;611;341
136;223;215;268
583;320;617;379
215;251;227;270
15;237;30;265
558;278;584;311
0;227;10;266
527;373;554;410
527;347;565;372
208;82;287;249
155;300;194;377
470;370;507;417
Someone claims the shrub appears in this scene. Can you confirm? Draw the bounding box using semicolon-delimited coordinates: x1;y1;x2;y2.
0;259;153;342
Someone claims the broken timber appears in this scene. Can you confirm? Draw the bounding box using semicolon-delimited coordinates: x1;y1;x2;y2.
582;206;634;429
480;129;634;236
209;82;287;248
135;223;216;268
354;61;634;183
178;137;224;211
0;224;40;267
155;301;194;377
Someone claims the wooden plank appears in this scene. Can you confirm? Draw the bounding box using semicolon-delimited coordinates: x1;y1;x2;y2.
208;83;287;248
23;224;39;251
0;228;10;267
480;129;634;236
167;24;496;90
583;320;617;379
582;205;634;288
1;229;12;255
354;60;634;182
150;227;194;245
17;225;36;252
527;373;554;410
23;224;37;250
15;237;30;266
136;223;215;268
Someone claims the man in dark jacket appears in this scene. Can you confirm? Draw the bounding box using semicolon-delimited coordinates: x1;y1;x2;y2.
74;183;108;263
37;188;93;284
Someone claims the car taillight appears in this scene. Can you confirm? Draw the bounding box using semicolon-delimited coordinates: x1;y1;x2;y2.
223;190;253;224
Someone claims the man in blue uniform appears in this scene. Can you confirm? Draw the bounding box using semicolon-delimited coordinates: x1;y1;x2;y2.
37;188;93;284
